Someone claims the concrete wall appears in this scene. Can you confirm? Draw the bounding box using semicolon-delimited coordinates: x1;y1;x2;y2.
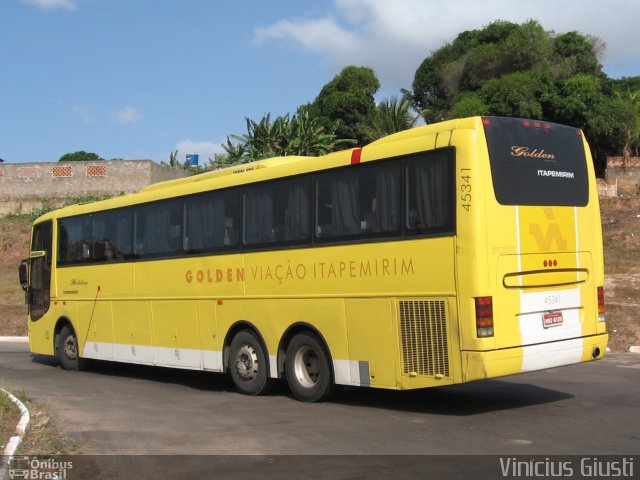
0;160;188;216
604;157;640;197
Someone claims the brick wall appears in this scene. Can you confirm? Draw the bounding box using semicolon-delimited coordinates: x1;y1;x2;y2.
0;160;188;215
604;157;640;197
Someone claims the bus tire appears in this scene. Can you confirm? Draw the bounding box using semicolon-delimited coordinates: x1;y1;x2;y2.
228;331;272;396
56;325;86;371
285;332;334;402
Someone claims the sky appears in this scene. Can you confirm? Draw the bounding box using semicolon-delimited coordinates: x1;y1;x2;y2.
1;0;639;165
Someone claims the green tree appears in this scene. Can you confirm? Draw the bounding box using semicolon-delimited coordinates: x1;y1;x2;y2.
448;93;489;118
479;71;548;118
374;96;424;137
58;151;103;162
552;31;603;78
219;137;249;165
230;113;291;160
219;110;355;166
613;84;640;163
312;66;381;146
409;19;631;173
169;149;179;168
287;109;354;156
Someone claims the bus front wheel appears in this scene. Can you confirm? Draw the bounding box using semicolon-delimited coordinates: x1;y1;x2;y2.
228;331;272;396
285;333;334;402
56;325;86;371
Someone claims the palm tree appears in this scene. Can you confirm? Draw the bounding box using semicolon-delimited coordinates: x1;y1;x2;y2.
220;136;249;164
614;88;640;166
232;113;291;160
214;109;357;170
287;110;355;156
169;149;179;168
374;96;425;137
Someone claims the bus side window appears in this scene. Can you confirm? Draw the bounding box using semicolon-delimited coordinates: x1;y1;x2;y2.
244;177;310;247
406;150;454;235
135;199;183;258
58;216;91;265
316;161;400;240
185;189;242;253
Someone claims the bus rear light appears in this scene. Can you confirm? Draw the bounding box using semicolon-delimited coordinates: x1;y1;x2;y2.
522;121;531;128
534;122;542;128
597;286;605;322
482;118;491;126
475;296;494;337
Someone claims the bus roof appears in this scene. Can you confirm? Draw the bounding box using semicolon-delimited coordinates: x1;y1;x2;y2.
34;116;490;223
368;117;482;147
139;155;314;194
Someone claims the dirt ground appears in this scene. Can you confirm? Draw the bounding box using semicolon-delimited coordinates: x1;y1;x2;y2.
600;197;640;351
0;217;30;335
0;198;638;351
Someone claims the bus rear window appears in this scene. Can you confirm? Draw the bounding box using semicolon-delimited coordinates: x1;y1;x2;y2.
483;116;589;206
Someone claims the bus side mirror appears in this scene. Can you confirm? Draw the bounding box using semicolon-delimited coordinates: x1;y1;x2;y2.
18;260;28;291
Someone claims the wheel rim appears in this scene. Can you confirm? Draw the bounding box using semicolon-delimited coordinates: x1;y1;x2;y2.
293;346;320;388
63;335;78;361
234;344;259;381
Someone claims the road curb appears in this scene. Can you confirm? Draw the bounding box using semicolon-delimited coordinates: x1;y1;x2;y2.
0;337;28;343
0;388;31;480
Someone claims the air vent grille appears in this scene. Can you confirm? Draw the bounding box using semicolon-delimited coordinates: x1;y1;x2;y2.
399;300;450;377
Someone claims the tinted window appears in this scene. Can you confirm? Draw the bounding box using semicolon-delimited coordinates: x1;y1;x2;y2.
185;189;241;253
484;116;589;206
30;221;52;320
58;215;92;265
244;177;311;246
406;150;455;235
316;161;401;241
135;199;183;258
92;208;133;261
55;147;456;265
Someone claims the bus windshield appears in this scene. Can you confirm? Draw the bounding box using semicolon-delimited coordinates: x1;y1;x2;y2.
483;116;589;207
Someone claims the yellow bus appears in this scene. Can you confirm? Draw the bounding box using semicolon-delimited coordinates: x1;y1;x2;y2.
19;116;607;402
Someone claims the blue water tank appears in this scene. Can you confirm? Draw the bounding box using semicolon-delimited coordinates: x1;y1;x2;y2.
185;153;199;166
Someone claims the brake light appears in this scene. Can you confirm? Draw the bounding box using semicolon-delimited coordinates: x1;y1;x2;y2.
475;296;494;337
597;286;605;322
522;120;553;130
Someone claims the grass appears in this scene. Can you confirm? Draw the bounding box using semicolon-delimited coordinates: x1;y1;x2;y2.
0;386;23;452
0;385;78;456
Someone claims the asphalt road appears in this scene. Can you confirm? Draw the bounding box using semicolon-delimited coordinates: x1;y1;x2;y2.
1;341;638;478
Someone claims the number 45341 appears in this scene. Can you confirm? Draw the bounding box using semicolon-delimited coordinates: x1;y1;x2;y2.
460;168;471;211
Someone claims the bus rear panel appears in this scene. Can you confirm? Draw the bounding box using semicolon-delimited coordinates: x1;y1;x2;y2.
459;116;607;382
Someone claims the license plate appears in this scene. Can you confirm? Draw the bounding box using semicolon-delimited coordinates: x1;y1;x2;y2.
543;311;563;328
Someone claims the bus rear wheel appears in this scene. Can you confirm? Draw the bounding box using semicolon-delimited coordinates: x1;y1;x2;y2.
285;332;334;402
56;325;86;371
228;331;272;396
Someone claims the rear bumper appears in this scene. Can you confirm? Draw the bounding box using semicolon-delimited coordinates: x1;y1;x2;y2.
461;333;608;382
